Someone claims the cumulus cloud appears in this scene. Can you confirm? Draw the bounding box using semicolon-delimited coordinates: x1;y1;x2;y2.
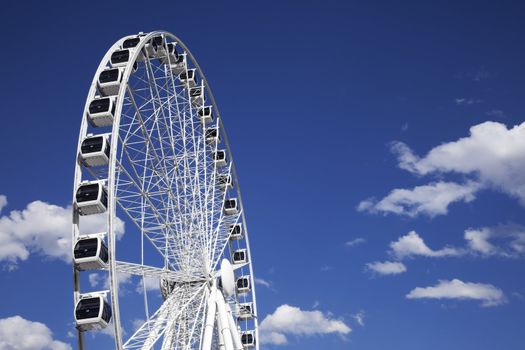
390;231;464;259
365;261;407;275
358;181;480;217
359;121;525;217
0;195;7;214
259;304;351;345
406;279;506;307
392;121;525;205
464;224;525;257
0;197;124;266
0;315;72;350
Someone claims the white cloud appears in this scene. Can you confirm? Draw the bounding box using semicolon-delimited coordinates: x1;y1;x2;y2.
0;195;7;214
358;181;479;217
89;273;101;287
136;276;160;294
486;109;505;118
352;310;365;327
345;238;366;247
254;277;272;288
365;261;407;275
390;231;464;259
259;304;351;345
464;224;525;257
455;98;482;105
0;315;72;350
392;121;525;205
406;279;506;307
359;121;525;218
0;197;124;265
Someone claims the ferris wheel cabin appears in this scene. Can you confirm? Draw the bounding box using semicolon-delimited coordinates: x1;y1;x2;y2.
159;43;180;65
218;174;233;190
238;302;254;320
79;135;110;167
73;236;109;270
241;331;256;348
75;294;112;331
75;182;108;215
144;35;165;58
87;97;116;127
232;249;248;265
170;54;186;75
189;86;205;107
110;49;138;71
121;35;145;61
213;150;227;167
236;275;251;294
229;223;243;240
205;127;221;145
198;106;215;124
179;69;197;87
224;198;239;215
97;68;123;96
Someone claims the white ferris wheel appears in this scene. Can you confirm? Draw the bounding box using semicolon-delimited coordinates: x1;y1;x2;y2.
72;31;259;350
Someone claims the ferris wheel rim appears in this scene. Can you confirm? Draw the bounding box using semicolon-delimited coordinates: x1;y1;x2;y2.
72;31;259;350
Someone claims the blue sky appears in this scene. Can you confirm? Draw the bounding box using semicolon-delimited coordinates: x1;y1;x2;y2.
1;0;525;349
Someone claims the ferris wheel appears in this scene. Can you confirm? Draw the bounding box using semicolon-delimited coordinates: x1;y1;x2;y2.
71;31;258;350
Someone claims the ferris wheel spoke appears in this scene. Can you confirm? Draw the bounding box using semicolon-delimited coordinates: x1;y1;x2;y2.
113;261;203;283
124;282;207;350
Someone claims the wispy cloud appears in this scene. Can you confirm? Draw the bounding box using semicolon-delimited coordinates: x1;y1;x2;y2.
255;277;272;288
345;237;366;247
485;109;505;118
352;310;365;326
455;98;482;105
357;181;480;218
406;279;506;307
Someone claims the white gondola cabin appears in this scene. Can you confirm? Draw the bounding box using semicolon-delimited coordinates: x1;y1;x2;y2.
213;150;227;167
75;293;112;331
238;302;254;320
198;106;214;124
97;68;123;96
121;36;145;61
144;35;165;58
79;135;110;167
110;49;138;71
232;249;247;265
73;235;108;270
205;127;220;145
241;331;256;348
224;198;238;215
170;54;186;75
229;223;243;240
75;182;108;216
179;69;197;87
236;275;251;294
87;97;115;127
159;43;179;65
189;86;205;107
218;174;233;190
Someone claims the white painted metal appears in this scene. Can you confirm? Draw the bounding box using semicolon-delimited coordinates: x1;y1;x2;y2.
73;31;259;350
